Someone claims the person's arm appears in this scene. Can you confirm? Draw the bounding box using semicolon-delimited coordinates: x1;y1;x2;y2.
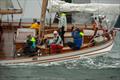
30;23;33;28
72;31;74;37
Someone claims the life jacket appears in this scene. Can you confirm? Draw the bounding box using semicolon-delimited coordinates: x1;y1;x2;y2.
30;37;36;48
31;37;36;42
79;32;84;38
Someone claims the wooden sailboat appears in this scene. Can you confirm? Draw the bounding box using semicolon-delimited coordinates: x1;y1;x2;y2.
0;0;117;65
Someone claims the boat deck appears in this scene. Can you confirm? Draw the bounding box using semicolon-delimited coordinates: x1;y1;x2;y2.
0;23;114;61
0;24;90;60
0;29;91;60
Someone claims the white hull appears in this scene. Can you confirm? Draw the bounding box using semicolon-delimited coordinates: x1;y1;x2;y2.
0;39;114;65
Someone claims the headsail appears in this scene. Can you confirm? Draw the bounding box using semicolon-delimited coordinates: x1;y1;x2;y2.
114;15;120;28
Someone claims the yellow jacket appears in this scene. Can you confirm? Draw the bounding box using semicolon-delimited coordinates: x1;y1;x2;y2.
30;23;40;31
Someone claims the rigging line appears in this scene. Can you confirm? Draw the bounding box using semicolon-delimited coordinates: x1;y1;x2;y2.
16;0;22;9
37;0;42;20
7;15;9;23
37;0;42;10
19;0;27;27
21;0;27;17
10;0;14;9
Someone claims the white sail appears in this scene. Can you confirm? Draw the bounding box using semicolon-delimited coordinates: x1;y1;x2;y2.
1;0;120;26
49;0;120;15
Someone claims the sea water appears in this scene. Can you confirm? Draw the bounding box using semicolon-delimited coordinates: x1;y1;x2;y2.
0;32;120;80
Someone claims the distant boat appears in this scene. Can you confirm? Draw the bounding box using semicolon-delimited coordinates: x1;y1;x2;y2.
0;0;119;65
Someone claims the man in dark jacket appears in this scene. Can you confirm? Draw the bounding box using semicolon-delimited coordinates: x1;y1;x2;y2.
68;27;84;50
23;35;37;56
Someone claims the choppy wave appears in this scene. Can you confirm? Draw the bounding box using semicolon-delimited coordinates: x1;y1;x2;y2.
2;55;120;69
64;32;120;69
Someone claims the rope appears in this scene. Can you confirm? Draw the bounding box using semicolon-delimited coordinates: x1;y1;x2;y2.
17;0;22;9
37;0;42;22
87;30;113;48
7;15;9;23
89;28;115;43
38;0;42;9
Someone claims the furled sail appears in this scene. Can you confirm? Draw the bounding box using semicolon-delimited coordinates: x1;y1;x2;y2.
49;0;97;13
49;0;120;15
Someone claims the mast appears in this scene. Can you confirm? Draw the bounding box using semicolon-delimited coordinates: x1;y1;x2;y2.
39;0;48;37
